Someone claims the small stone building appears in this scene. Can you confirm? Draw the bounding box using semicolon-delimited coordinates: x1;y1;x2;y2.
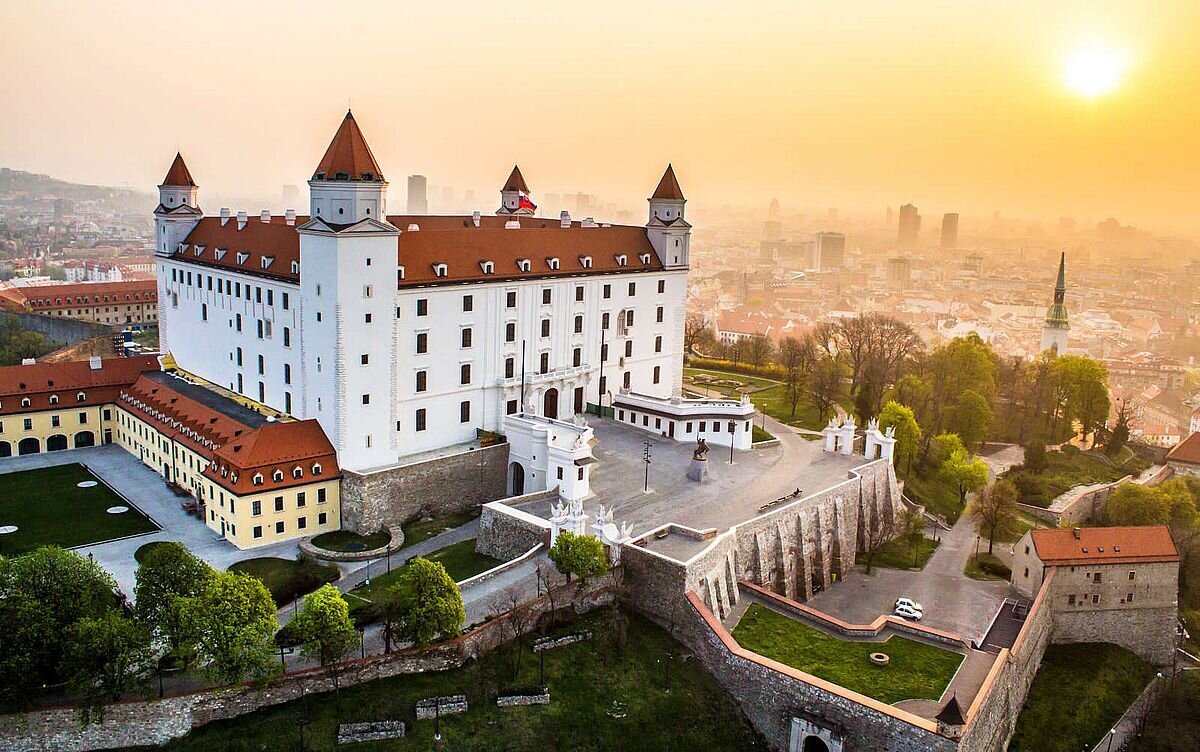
1166;432;1200;478
1011;525;1179;664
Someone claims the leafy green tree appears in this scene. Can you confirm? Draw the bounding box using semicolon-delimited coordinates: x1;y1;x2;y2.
61;611;153;718
549;531;609;582
969;479;1019;554
393;558;465;647
926;334;998;434
951;389;993;450
0;547;117;696
177;571;279;685
893;373;933;429
291;584;358;667
902;508;928;568
939;446;990;506
1106;481;1198;530
878;400;921;475
1023;438;1048;473
134;542;213;651
1053;355;1111;445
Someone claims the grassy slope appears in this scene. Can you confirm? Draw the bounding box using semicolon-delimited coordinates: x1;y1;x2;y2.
122;612;763;752
1002;449;1150;509
400;508;480;549
856;535;939;571
0;463;158;554
228;557;339;605
683;367;828;431
1009;643;1155;752
731;604;963;704
346;539;500;616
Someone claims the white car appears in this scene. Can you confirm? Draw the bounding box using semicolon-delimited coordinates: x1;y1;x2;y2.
895;597;924;613
893;604;923;621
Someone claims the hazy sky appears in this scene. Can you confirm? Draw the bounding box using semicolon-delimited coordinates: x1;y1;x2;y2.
2;1;1198;232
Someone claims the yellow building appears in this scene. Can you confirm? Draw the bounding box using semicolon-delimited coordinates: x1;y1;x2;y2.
0;356;341;549
0;280;159;326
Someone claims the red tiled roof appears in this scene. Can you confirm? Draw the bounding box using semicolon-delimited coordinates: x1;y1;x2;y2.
0;356;161;416
1031;525;1179;566
0;280;158;312
207;420;339;495
652;164;685;200
121;373;252;456
502;165;530;193
312;111;384;183
1167;433;1200;465
175;214;662;286
161;152;196;187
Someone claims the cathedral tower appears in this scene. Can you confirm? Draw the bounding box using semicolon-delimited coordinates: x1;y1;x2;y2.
1040;252;1070;355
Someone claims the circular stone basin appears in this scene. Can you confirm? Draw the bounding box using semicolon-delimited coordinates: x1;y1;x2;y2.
869;652;890;666
344;541;366;552
77;481;99;488
0;525;18;535
106;506;130;515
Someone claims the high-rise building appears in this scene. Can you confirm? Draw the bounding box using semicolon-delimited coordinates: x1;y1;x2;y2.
940;213;959;249
898;204;920;247
814;231;845;270
1040;252;1070;355
406;175;428;214
281;184;301;208
886;257;911;289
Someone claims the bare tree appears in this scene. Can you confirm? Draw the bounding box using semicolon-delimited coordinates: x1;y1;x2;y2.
777;336;813;418
684;313;715;355
807;352;846;422
860;508;899;574
969;479;1019;554
746;334;774;370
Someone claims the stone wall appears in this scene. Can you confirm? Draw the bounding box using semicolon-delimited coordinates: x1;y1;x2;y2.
13;311;112;347
475;491;556;560
1052;606;1178;665
340;442;508;533
0;576;616;752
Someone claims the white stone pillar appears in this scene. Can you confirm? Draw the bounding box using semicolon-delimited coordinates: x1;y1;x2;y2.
823;417;839;453
839;416;856;455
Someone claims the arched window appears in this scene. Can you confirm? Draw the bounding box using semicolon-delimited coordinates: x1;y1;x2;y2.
272;469;283;482
20;398;30;407
77;392;86;402
293;466;303;479
252;473;263;486
49;395;59;405
312;463;322;476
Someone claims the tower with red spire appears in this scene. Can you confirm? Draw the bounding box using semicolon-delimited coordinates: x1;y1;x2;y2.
154;152;203;354
646;164;690;270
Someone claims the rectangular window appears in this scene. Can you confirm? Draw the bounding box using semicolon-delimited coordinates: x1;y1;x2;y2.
628;282;636;296
655;335;663;353
1092;594;1099;604
656;306;664;323
318;488;327;504
362;394;370;405
540;352;549;374
657;279;665;294
78;412;88;424
235;313;242;332
416;332;428;354
542;288;552;305
282;292;289;309
318;512;328;525
51;415;60;428
416;370;427;392
575;285;584;302
601;343;608;361
602;312;610;330
361;354;369;365
541;319;551;337
653;366;661;384
297;516;307;530
415;408;427;431
1068;594;1076;605
416;298;428;316
624;340;633;357
274;496;284;512
461;328;472;347
297;492;306;507
201;303;208;321
574;315;583;334
506;322;516;342
460;401;471;423
573;347;582;367
460;363;471;385
275;521;285;534
253;525;262;539
257;320;264;338
506;291;517;308
283;327;291;347
258;354;265;375
603;284;611;299
1094;572;1102;583
284;363;292;385
505;357;515;378
626;310;634;327
506;399;518;415
252;500;262;516
463;294;473;312
1126;592;1134;603
1128;571;1135;580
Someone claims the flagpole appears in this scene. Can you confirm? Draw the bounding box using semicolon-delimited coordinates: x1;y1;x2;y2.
520;339;527;414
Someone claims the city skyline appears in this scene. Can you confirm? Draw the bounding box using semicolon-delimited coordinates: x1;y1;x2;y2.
1;1;1199;236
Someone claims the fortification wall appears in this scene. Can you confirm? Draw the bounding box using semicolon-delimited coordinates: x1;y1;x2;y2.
340;443;508;533
1052;606;1177;665
474;489;556;560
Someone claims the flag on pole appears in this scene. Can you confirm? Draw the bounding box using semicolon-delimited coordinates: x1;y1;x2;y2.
518;193;537;211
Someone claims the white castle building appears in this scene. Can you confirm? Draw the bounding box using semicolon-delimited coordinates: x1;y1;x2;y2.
155;111;691;474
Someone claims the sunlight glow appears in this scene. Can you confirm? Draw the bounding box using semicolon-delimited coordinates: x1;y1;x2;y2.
1063;42;1129;98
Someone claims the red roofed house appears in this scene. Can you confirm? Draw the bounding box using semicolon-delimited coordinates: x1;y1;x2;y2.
1012;525;1179;663
1166;431;1200;478
0;279;157;326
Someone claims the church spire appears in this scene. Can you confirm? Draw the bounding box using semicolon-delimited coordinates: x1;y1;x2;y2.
1046;252;1068;327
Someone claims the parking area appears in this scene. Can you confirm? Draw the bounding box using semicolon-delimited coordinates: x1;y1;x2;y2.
0;444;299;595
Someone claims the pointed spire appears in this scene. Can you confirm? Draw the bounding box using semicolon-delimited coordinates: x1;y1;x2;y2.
1045;251;1069;328
502;165;530;193
160;152;196;187
312;110;385;182
651;164;685;200
936;695;965;726
1056;251;1066;291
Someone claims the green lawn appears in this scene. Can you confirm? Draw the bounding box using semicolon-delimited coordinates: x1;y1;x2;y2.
902;470;964;524
1010;643;1155;752
134;540;175;564
1128;672;1200;751
310;529;391;553
856;535;939;571
123;610;763;752
228;557;340;606
346;539;500;621
751;424;775;442
731;604;963;704
1002;448;1151;508
963;552;1011;581
401;508;480;549
0;464;158;555
683;366;833;431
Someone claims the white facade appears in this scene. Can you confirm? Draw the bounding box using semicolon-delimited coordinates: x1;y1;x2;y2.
611;390;756;450
503;412;595;501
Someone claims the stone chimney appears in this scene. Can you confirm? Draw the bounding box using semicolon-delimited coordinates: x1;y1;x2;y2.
236;211;247;230
259;209;270;223
220;207;231;226
560;210;571;228
284;208;296;226
471;211;481;227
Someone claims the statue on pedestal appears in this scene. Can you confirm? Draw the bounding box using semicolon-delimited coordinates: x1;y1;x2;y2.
688;437;710;482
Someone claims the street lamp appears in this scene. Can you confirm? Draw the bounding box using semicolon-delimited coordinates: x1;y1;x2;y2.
1104;728;1115;752
295;716;311;752
434;697;442;741
729;422;735;464
642;439;653;492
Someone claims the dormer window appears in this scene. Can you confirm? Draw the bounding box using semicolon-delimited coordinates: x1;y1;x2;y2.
314;171;326;180
579;256;593;269
20;398;30;408
334;172;349;180
639;253;652;265
432;263;448;278
49;395;58;405
480;260;495;275
293;467;303;479
312;463;322;475
546;257;560;270
517;259;531;273
615;254;628;266
272;470;284;482
215;249;227;261
291;260;300;275
76;392;86;402
194;245;204;257
261;256;274;269
397;266;406;281
252;473;263;486
177;243;186;254
236;252;249;266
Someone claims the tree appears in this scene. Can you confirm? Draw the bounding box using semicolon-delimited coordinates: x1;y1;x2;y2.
177;570;279;685
0;547;118;697
684;313;715;355
60;612;153;718
859;509;898;575
777;336;813;418
939;445;989;507
1053;355;1111;445
950;389;993;450
925;334;998;443
1022;438;1048;473
1105;481;1198;530
878;400;921;475
1106;397;1132;458
134;542;213;651
745;334;774;369
46;265;67;281
807;352;846;423
549;531;609;582
969;479;1019;554
393;558;465;647
290;584;359;715
902;509;928;568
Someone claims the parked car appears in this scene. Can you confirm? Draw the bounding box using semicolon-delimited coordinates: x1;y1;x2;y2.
893;604;923;621
895;597;924;612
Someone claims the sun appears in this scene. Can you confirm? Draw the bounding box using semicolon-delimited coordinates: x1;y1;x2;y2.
1062;43;1129;98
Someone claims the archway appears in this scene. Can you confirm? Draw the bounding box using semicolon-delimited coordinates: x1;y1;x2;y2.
803;737;830;752
0;441;10;457
46;434;68;452
543;388;559;420
74;431;95;448
510;462;525;496
18;437;40;455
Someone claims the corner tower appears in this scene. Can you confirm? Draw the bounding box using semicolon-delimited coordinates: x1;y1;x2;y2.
1040;252;1070;355
298;112;400;471
646;164;690;270
496;165;535;216
154;152;202;354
